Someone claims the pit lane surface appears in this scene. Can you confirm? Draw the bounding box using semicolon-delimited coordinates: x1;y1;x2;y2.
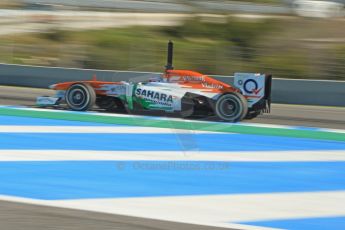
1;85;344;129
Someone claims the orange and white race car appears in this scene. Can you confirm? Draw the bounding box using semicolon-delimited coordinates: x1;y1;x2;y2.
37;41;272;122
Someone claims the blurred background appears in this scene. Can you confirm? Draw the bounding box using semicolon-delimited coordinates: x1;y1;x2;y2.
0;0;344;80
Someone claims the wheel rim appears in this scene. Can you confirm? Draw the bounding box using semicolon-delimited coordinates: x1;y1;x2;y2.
218;96;241;119
66;85;92;111
68;88;86;106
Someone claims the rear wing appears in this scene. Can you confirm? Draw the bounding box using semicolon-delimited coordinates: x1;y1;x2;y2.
234;73;272;113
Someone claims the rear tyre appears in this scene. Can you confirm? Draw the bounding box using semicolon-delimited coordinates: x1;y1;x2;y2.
65;83;96;111
215;93;248;122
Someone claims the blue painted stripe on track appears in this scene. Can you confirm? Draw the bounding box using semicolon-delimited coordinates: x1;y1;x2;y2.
0;161;344;200
239;216;345;230
0;115;123;126
1;133;345;151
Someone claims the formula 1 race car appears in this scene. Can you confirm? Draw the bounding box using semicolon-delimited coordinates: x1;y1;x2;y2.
37;41;272;122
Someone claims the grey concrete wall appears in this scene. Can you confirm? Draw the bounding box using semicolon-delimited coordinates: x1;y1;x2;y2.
0;63;344;106
270;78;345;107
0;63;161;87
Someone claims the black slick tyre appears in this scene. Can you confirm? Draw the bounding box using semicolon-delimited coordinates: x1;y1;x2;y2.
214;92;248;122
65;83;96;111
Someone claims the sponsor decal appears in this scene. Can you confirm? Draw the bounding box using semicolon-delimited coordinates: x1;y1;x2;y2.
202;82;223;89
183;76;204;82
135;88;173;104
243;79;262;95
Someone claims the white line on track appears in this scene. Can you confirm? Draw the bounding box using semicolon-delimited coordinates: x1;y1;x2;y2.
0;150;344;162
53;191;345;226
0;195;274;230
1;191;345;230
0;125;221;134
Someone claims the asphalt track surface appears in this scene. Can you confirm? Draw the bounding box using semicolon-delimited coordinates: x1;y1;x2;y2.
0;200;232;230
0;85;344;230
0;85;235;230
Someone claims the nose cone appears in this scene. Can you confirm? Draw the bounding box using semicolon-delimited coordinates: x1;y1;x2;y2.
49;84;57;89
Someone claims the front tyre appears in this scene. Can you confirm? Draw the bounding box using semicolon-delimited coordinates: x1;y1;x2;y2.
215;93;248;122
65;83;96;111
